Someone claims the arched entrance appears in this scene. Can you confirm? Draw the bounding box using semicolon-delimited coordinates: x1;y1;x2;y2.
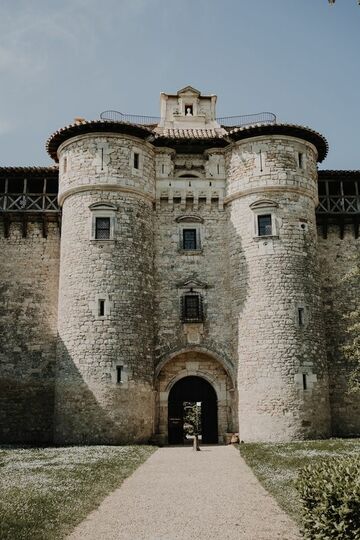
168;376;218;444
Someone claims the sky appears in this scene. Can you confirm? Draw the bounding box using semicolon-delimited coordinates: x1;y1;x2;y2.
0;0;359;169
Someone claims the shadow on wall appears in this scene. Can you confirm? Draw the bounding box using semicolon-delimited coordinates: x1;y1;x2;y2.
0;282;56;444
227;208;249;365
54;336;154;445
319;230;360;436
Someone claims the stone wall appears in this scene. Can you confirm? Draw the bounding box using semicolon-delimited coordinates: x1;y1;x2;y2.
0;220;59;443
58;134;155;200
154;198;235;375
317;225;360;436
227;136;331;441
55;134;155;444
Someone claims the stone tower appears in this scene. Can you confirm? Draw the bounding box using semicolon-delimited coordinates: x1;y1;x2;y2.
43;87;338;445
226;127;331;441
52;124;155;443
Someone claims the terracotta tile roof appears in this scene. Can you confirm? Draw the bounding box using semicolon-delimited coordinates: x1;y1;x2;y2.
227;123;329;163
47;120;154;162
155;128;226;139
318;169;360;177
0;166;58;177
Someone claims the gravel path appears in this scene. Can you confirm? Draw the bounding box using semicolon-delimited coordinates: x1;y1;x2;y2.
68;445;301;540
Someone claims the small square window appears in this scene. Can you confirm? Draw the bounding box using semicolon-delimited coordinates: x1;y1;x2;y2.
258;214;272;236
133;152;140;170
183;229;197;250
95;217;110;240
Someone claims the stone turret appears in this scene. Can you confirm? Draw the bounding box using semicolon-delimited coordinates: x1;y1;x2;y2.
226;126;331;441
49;123;155;443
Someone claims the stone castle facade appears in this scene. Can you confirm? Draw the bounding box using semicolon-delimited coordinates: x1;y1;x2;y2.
0;86;359;444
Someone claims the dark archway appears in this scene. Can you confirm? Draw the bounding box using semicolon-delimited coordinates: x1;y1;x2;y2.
168;376;218;444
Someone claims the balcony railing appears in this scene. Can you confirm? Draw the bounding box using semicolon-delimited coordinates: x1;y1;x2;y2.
317;195;360;214
0;193;59;212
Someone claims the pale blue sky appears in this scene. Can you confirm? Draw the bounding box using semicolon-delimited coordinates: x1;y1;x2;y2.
0;0;359;169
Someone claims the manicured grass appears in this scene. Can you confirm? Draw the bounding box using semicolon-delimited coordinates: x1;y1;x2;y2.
239;439;360;524
0;445;155;540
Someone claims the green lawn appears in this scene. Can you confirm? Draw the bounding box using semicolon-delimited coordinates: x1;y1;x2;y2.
0;445;155;540
239;439;360;524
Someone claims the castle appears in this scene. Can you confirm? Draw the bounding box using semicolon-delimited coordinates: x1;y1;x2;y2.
0;86;359;445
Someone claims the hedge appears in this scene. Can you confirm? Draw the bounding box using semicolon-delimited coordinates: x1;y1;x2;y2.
296;457;360;539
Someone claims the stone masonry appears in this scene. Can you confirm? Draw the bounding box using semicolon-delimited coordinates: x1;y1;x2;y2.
0;86;359;444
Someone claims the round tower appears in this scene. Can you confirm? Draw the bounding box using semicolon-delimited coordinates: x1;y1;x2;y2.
48;122;155;443
226;125;331;441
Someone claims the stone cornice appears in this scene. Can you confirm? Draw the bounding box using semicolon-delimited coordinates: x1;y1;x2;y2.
58;184;155;206
224;185;318;205
56;132;155;157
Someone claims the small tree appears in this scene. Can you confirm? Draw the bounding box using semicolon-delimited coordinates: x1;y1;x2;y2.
342;263;360;393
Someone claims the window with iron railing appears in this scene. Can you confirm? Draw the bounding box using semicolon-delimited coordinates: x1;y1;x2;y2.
181;293;204;323
182;228;197;250
257;214;272;236
95;217;111;240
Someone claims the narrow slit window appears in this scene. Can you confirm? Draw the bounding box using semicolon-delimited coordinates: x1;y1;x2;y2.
298;307;305;326
302;373;308;390
182;294;203;323
116;366;123;384
63;157;67;173
98;299;105;317
95;217;110;240
133;152;140;170
298;152;303;169
257;214;272;236
183;229;197;250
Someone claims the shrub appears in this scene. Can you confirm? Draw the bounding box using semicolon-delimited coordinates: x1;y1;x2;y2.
296;457;360;539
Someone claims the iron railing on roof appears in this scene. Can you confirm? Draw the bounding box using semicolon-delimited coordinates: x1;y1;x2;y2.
216;112;276;127
100;110;277;128
100;111;160;125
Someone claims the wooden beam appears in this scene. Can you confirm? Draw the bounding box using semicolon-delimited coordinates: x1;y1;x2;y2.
57;212;62;236
21;213;28;238
3;214;10;238
354;216;359;239
339;216;345;239
321;216;328;239
41;214;48;238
